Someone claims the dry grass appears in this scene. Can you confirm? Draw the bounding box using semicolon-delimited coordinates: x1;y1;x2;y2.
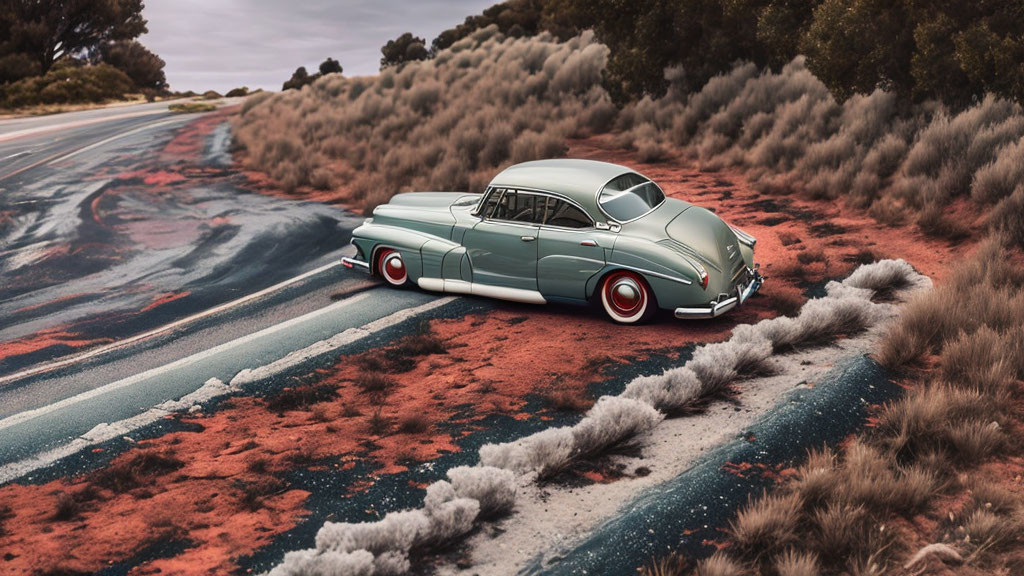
397;414;431;434
543;389;593;412
91;449;185;493
672;239;1024;574
354;372;397;397
264;382;338;413
234;28;615;205
169;102;217;114
730;491;802;559
367;409;392;436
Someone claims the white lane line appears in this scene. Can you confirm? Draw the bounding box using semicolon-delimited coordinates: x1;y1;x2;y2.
1;150;31;161
46;117;186;165
0;106;176;143
0;295;457;484
0;289;369;432
0;259;353;388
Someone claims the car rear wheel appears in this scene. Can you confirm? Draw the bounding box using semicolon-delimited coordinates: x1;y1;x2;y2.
376;248;408;287
600;270;655;324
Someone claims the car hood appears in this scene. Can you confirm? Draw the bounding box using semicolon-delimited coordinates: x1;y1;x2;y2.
372;192;474;239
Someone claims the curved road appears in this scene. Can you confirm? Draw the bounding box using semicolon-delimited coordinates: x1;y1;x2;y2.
0;101;422;474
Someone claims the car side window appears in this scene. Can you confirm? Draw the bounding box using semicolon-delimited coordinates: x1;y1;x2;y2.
544;198;592;229
487;190;545;224
479;188;504;218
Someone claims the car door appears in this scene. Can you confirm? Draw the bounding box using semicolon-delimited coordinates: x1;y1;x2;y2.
537;196;610;301
463;189;541;292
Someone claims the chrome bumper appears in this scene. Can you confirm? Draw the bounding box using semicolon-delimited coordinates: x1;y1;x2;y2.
341;256;370;273
675;269;764;320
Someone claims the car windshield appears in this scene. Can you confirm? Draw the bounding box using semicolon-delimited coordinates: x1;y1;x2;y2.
598;173;665;222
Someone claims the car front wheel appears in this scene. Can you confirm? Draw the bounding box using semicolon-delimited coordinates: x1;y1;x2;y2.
600;270;655;324
376;248;408;287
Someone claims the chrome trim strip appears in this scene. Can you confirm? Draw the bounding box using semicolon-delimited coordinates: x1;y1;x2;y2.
728;223;757;247
416;277;547;305
622;266;692;286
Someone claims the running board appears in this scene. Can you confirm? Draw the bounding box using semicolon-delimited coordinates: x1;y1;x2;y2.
417;278;546;305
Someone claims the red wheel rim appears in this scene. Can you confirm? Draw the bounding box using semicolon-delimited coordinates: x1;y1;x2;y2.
377;249;407;285
602;271;648;321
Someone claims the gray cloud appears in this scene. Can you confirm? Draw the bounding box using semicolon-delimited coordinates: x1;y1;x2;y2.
141;0;495;93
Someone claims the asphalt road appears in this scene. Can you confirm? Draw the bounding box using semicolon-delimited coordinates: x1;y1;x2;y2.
0;100;419;471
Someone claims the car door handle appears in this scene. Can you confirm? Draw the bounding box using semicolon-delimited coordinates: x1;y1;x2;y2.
580;240;598;247
521;236;536;242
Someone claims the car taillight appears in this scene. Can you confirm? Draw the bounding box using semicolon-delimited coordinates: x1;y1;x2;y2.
699;269;708;290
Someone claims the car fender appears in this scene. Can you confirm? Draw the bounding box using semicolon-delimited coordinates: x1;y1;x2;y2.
352;222;435;280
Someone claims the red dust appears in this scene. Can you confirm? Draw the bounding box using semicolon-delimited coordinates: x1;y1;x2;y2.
0;329;113;364
140;291;192;313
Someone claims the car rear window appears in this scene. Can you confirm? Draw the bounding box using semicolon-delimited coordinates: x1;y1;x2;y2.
598;173;665;222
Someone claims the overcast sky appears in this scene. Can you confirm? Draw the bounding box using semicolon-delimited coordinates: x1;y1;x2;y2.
141;0;495;93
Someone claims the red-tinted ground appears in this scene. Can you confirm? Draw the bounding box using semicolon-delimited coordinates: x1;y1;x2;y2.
0;138;971;575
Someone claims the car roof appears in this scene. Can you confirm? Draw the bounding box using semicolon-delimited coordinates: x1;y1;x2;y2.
487;159;636;217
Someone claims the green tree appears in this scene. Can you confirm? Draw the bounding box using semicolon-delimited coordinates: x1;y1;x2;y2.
799;0;915;100
282;66;311;91
380;33;429;68
318;57;343;76
99;39;166;90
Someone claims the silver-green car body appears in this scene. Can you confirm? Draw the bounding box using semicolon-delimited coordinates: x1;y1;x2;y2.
341;159;763;321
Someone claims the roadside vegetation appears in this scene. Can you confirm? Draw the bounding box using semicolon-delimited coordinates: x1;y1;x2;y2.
1;1;169;111
235;5;1024;251
638;237;1024;575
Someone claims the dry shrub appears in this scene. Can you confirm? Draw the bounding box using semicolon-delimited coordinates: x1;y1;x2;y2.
778;232;802;246
641;553;688;576
238;477;287;512
355;372;397;396
234;29;614;211
367;409;391;436
543;389;593;412
774;549;820;576
397;414;431;434
796;248;826;265
730;491;803;559
91;449;184;492
988;185;1024;248
264;382;338;413
694;552;748;576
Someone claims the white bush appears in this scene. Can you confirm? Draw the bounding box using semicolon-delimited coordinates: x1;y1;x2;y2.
842;258;916;294
315;509;429;555
447;466;517;518
570;396;664;457
418;497;480;548
478;426;575;476
621;367;702;412
266;549;375;576
688;337;774;394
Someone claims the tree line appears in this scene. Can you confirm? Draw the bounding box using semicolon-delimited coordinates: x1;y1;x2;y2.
372;0;1024;107
1;0;167;108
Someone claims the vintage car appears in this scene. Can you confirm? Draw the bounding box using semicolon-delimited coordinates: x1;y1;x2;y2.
342;159;763;323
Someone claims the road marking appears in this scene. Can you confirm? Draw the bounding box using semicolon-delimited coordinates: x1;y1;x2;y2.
0;117;188;182
0;295;458;484
1;150;31;161
0;106;178;143
0;259;360;388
